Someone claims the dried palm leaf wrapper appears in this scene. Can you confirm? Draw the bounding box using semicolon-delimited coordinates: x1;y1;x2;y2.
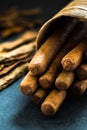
36;0;87;49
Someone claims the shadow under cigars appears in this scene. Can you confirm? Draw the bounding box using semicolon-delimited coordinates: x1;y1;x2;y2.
11;92;87;130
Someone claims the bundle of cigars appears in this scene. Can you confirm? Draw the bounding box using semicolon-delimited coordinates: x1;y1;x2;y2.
0;7;43;90
20;0;87;116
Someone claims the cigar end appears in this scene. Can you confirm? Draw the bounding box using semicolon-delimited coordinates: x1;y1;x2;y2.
55;80;67;90
28;63;44;75
41;102;55;116
20;85;34;95
62;59;74;71
39;77;52;89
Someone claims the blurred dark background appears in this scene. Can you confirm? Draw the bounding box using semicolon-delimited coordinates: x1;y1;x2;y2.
0;0;71;21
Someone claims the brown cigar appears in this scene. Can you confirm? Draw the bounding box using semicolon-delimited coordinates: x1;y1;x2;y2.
41;89;67;116
20;72;38;95
76;64;87;80
29;17;78;75
61;41;87;71
31;88;49;104
55;70;75;90
39;21;87;89
69;79;87;96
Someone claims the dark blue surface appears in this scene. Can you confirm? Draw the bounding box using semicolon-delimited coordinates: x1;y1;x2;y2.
0;1;87;130
0;76;87;130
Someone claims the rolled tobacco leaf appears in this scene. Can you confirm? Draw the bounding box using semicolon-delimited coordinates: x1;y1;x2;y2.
41;89;67;116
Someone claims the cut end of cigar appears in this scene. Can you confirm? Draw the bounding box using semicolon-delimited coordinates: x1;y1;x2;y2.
20;85;34;95
39;77;52;89
41;102;55;116
28;63;45;75
55;80;67;90
62;59;74;71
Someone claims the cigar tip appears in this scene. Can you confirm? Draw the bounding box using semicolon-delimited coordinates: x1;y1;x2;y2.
28;63;44;75
55;80;67;90
41;102;55;116
62;59;74;71
20;85;33;95
39;77;52;89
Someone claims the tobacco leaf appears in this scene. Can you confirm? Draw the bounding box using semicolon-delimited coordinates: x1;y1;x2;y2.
0;63;28;90
0;41;36;63
0;55;33;76
0;31;37;52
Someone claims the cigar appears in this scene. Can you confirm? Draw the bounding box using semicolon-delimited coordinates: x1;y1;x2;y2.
0;63;28;91
76;64;87;80
55;70;75;90
61;41;87;71
29;17;78;75
41;89;67;115
31;88;49;104
69;79;87;96
20;72;38;95
0;31;37;52
39;21;87;89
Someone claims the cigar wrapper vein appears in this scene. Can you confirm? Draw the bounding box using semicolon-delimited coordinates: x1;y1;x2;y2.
41;89;67;116
28;17;78;75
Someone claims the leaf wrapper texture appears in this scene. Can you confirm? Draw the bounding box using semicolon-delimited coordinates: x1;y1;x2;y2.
36;0;87;49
